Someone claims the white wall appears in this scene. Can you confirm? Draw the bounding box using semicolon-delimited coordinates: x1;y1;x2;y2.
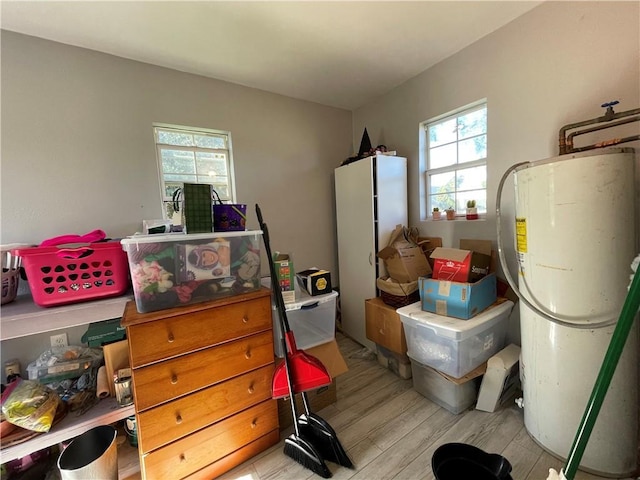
353;1;640;344
2;2;639;352
1;31;352;280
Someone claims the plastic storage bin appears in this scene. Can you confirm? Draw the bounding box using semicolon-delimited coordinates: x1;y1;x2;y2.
409;356;479;414
263;277;337;357
397;299;513;378
121;231;262;313
14;242;129;307
2;244;28;305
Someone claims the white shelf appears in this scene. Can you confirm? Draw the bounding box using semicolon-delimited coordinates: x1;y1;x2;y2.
0;397;135;463
0;293;132;341
1;292;137;477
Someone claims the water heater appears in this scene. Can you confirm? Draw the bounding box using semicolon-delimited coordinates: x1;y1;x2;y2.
507;148;638;477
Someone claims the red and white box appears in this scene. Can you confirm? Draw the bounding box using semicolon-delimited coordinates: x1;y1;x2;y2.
430;247;491;283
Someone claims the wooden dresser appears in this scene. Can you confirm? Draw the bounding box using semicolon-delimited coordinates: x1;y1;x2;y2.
121;288;279;480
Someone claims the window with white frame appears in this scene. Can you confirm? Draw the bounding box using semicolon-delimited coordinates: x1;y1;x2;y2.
423;102;487;217
154;125;235;221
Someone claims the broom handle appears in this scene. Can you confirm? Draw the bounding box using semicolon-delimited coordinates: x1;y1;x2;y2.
564;267;640;479
256;204;302;436
255;205;294;335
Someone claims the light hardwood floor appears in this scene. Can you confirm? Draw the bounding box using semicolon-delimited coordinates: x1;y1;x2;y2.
219;332;639;480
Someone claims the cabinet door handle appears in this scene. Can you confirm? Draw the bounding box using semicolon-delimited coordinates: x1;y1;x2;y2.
242;316;249;324
175;414;183;424
171;374;178;385
369;252;373;266
167;332;175;343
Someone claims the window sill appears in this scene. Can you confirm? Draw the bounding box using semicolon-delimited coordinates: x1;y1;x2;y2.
428;216;486;222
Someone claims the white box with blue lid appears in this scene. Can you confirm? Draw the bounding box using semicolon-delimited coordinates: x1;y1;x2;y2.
397;299;513;378
262;277;338;357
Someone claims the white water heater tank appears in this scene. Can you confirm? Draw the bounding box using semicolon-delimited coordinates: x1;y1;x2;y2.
515;148;638;477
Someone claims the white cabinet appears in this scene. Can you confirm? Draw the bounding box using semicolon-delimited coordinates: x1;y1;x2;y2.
334;155;407;350
0;295;138;478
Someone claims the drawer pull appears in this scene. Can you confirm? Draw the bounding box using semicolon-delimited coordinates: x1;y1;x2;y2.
242;316;249;324
179;453;186;463
251;419;258;429
245;349;252;359
171;374;178;385
175;414;183;424
167;332;175;343
247;384;255;394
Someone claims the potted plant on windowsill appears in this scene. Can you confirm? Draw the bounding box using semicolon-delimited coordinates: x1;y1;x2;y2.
466;200;479;220
445;207;456;220
432;207;441;220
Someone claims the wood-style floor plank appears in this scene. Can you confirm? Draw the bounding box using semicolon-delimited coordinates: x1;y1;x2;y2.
216;332;639;480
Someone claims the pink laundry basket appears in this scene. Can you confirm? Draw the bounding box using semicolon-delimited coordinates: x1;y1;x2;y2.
14;242;130;307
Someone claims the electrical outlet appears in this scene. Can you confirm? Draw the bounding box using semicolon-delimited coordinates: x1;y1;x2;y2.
50;333;68;348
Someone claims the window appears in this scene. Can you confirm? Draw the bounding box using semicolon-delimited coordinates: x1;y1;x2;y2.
154;125;235;221
423;102;487;217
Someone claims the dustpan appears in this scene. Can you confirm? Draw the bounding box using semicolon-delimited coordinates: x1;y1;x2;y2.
272;331;333;398
254;205;332;397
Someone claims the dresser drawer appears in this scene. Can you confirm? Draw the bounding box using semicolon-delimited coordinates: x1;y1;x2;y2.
127;296;272;368
182;431;280;480
133;330;274;411
138;364;274;453
141;399;278;480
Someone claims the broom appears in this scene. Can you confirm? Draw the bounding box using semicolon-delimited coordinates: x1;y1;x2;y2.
257;204;332;478
257;206;353;468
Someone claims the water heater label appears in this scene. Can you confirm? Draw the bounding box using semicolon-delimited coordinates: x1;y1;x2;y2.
516;218;527;253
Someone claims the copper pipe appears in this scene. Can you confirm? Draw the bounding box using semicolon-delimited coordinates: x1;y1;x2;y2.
559;101;640;154
566;135;640;153
565;115;640;151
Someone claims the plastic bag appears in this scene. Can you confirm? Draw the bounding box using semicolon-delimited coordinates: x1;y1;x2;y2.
1;378;60;432
27;345;103;384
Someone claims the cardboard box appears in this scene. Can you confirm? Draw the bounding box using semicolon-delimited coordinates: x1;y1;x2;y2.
276;339;348;430
103;339;130;397
365;297;407;354
431;247;491;283
409;357;485;414
81;318;127;347
417;237;443;269
497;277;519;305
378;225;432;283
273;253;295;303
476;344;521;412
459;239;492;257
386;224;414;250
376;344;412;379
296;268;332;296
418;273;497;320
378;245;432;283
